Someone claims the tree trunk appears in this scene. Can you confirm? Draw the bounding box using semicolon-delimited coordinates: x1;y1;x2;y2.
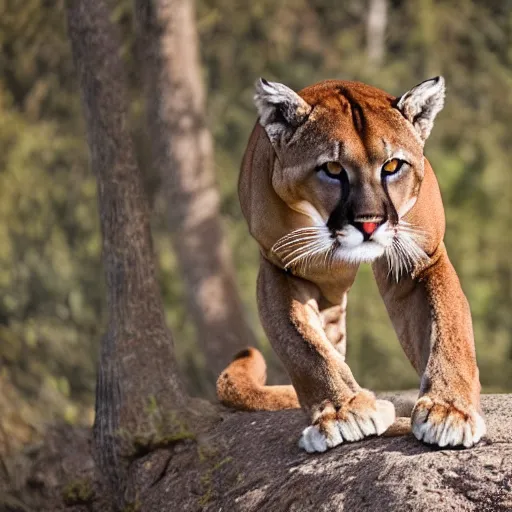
134;0;258;386
66;0;206;505
366;0;388;67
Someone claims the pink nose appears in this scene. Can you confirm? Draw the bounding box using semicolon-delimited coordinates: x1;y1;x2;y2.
361;222;379;235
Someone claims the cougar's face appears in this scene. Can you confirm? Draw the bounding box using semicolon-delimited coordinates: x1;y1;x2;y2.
254;78;445;278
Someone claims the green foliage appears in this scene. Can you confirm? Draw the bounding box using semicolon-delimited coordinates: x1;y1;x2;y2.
62;478;95;505
117;396;196;458
0;0;511;452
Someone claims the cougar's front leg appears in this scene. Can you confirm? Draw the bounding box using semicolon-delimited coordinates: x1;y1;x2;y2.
373;246;486;448
258;257;395;453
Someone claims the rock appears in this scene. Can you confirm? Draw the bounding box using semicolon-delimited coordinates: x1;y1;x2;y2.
142;394;512;512
5;395;512;511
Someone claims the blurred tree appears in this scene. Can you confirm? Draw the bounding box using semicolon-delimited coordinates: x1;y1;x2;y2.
66;0;201;503
366;0;388;68
134;0;259;390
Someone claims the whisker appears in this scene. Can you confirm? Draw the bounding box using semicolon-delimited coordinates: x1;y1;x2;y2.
398;229;429;243
282;242;328;265
309;243;335;271
273;234;327;251
272;227;330;250
270;225;335;273
275;226;327;240
385;244;397;280
398;221;429;239
385;221;429;281
274;233;320;242
283;241;332;268
387;239;406;281
391;240;405;280
281;240;325;259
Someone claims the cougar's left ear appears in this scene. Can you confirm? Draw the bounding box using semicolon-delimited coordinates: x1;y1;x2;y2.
254;78;312;145
396;76;445;142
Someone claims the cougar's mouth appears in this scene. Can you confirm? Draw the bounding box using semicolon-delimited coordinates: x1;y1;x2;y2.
272;219;428;281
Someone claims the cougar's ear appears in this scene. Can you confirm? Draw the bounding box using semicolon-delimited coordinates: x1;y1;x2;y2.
254;78;312;145
396;76;445;142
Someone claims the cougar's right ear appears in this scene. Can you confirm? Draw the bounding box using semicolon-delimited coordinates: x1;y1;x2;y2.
254;78;312;145
396;77;445;142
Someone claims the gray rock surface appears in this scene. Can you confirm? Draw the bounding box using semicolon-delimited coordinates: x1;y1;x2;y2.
144;394;512;512
5;394;511;511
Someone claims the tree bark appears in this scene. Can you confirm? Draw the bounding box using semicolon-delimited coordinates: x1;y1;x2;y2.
366;0;388;67
134;0;258;385
66;0;197;504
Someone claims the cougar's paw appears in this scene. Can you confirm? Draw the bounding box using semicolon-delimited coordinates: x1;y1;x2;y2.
298;391;396;453
412;396;486;448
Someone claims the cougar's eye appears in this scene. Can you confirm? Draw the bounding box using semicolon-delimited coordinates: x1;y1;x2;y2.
317;161;344;179
382;158;404;175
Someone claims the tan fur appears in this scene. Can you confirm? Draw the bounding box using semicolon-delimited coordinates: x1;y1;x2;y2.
217;79;485;449
217;348;299;411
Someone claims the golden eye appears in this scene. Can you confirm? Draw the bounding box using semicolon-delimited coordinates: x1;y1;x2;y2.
325;162;343;176
382;158;403;174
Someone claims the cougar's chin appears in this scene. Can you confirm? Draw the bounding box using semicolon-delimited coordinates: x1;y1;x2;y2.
334;242;386;264
333;224;390;264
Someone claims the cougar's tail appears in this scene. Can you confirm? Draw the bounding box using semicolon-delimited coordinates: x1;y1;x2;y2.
217;348;414;437
216;347;300;411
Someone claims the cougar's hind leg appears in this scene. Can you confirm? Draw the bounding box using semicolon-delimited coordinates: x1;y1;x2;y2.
319;293;348;361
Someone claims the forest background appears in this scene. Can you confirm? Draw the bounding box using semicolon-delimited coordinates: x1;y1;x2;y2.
1;0;511;454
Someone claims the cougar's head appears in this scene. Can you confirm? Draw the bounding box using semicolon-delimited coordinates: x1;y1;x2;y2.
240;78;445;279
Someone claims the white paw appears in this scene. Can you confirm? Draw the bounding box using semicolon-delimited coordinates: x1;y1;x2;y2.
412;396;486;448
298;394;396;453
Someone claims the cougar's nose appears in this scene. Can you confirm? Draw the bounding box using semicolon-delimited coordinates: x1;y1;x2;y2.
361;222;379;235
353;216;385;240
